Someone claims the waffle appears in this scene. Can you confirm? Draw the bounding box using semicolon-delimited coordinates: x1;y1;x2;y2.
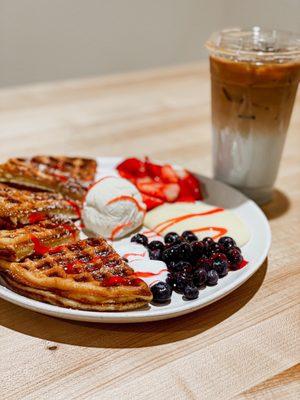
0;158;88;201
31;155;97;183
0;237;152;311
0;218;79;261
0;183;79;229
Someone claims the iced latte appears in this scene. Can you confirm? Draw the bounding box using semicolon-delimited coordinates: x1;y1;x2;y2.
206;28;300;204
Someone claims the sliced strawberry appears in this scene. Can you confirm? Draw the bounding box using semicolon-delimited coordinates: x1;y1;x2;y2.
141;193;164;210
137;180;180;202
136;180;166;200
144;157;163;181
163;183;180;202
178;170;203;201
135;176;153;185
161;164;179;183
117;158;146;179
117;157;203;209
117;169;135;182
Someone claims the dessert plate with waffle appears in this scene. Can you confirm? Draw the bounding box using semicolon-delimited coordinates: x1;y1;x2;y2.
0;155;271;322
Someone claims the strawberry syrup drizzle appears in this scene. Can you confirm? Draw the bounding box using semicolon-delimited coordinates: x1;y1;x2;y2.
109;222;132;241
30;235;51;255
106;195;146;213
51;172;68;182
28;212;46;224
191;226;228;240
237;259;248;270
30;223;76;256
150;207;225;235
67;200;82;219
82;175;117;205
133;268;168;278
123;251;146;259
102;276;143;287
61;223;77;239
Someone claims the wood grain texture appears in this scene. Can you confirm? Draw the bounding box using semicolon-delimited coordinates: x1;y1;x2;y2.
0;63;299;400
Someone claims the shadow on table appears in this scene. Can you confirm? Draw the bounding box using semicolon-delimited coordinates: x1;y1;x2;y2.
0;259;267;349
261;189;290;220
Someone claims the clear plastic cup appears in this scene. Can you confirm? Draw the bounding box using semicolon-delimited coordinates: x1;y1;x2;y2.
206;27;300;204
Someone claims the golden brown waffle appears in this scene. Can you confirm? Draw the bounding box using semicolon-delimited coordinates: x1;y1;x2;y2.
31;155;97;183
0;237;152;311
0;183;79;229
0;218;79;261
0;158;88;201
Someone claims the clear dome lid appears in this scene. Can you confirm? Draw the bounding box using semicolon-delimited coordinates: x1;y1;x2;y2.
206;27;300;63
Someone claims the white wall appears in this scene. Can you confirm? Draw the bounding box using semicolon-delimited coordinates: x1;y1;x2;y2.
0;0;299;87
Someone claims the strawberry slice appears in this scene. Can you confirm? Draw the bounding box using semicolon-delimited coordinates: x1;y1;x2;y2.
135;176;153;185
137;180;180;202
162;183;180;202
161;164;179;183
178;171;203;201
141;194;164;210
117;158;146;179
144;157;163;181
116;157;203;210
136;180;166;200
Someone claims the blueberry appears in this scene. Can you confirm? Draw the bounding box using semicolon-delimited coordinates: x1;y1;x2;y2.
202;237;214;246
209;242;224;255
218;236;236;250
183;285;199;300
167;261;176;273
182;230;198;243
211;253;228;276
193;268;207;287
190;241;204;260
227;248;243;266
149;249;162;260
175;273;192;293
202;237;215;255
164;232;181;245
177;242;192;261
148;240;165;251
233;246;241;253
166;273;175;288
212;259;228;278
173;261;192;274
151;281;172;303
162;244;180;264
206;270;219;285
131;234;148;246
197;257;212;272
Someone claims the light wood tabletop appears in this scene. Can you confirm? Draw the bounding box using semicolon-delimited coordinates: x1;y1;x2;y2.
0;63;299;400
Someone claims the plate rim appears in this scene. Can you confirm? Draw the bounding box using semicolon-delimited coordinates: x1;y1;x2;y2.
0;156;271;323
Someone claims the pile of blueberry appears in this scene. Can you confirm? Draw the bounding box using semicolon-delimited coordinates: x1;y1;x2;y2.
131;231;245;303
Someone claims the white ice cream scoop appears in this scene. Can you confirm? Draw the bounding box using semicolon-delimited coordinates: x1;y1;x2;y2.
82;176;146;240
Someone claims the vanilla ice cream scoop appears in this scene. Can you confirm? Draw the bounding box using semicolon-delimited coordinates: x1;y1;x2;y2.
82;176;146;240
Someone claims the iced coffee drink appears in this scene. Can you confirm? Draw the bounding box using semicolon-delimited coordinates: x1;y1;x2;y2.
206;28;300;204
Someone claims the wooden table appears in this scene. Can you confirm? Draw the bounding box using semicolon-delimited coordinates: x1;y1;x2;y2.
0;63;299;400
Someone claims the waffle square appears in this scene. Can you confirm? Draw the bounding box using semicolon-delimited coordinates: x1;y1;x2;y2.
0;237;152;311
0;157;92;201
0;218;79;261
0;183;79;229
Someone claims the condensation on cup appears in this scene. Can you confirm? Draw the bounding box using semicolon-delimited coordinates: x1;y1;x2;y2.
206;27;300;205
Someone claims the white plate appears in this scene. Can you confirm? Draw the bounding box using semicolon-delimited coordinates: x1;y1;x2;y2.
0;157;271;323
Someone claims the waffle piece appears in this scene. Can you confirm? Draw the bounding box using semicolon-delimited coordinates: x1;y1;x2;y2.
0;183;79;229
0;158;87;201
31;155;97;183
0;237;152;311
0;218;79;262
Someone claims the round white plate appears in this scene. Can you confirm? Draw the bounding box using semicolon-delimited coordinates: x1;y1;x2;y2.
0;157;271;323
